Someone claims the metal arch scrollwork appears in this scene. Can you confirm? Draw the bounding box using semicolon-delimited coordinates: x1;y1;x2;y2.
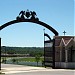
16;9;39;21
25;9;31;18
0;10;59;36
44;33;51;41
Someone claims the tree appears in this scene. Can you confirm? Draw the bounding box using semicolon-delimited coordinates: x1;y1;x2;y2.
12;59;16;64
35;54;40;66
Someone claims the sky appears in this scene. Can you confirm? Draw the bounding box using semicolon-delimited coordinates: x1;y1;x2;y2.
0;0;74;47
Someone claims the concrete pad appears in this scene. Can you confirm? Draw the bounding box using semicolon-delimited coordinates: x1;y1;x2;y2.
1;64;75;74
1;64;49;74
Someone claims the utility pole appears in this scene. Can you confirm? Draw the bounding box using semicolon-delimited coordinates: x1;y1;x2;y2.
43;29;45;67
0;38;1;70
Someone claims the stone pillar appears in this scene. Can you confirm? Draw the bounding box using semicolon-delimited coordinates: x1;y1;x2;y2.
59;46;62;68
64;47;68;68
65;47;68;62
60;46;62;62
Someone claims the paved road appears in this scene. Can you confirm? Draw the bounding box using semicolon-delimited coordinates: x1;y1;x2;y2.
5;71;75;75
1;64;75;75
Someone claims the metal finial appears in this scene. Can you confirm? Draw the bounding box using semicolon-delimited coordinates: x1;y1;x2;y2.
63;31;66;36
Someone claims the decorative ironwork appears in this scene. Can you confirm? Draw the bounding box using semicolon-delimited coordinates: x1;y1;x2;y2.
0;10;59;36
44;32;55;68
16;9;39;21
0;10;58;69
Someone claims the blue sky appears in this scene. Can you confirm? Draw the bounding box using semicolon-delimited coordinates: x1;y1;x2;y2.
0;0;74;47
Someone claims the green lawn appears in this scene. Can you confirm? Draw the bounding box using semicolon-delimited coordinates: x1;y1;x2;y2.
1;57;44;62
17;57;44;62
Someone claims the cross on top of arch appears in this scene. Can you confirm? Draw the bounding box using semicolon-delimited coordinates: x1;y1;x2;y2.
16;9;39;21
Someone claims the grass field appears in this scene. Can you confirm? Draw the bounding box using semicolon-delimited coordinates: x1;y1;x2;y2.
1;57;44;62
17;57;44;62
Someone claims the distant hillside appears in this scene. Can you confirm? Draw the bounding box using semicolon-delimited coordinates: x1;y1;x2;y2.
1;46;44;57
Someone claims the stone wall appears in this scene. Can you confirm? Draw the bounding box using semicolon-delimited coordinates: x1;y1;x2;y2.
55;62;75;69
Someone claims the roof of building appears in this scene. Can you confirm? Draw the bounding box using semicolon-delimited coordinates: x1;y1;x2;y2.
55;36;75;47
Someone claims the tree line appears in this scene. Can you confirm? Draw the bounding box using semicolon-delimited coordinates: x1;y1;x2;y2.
1;46;44;57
